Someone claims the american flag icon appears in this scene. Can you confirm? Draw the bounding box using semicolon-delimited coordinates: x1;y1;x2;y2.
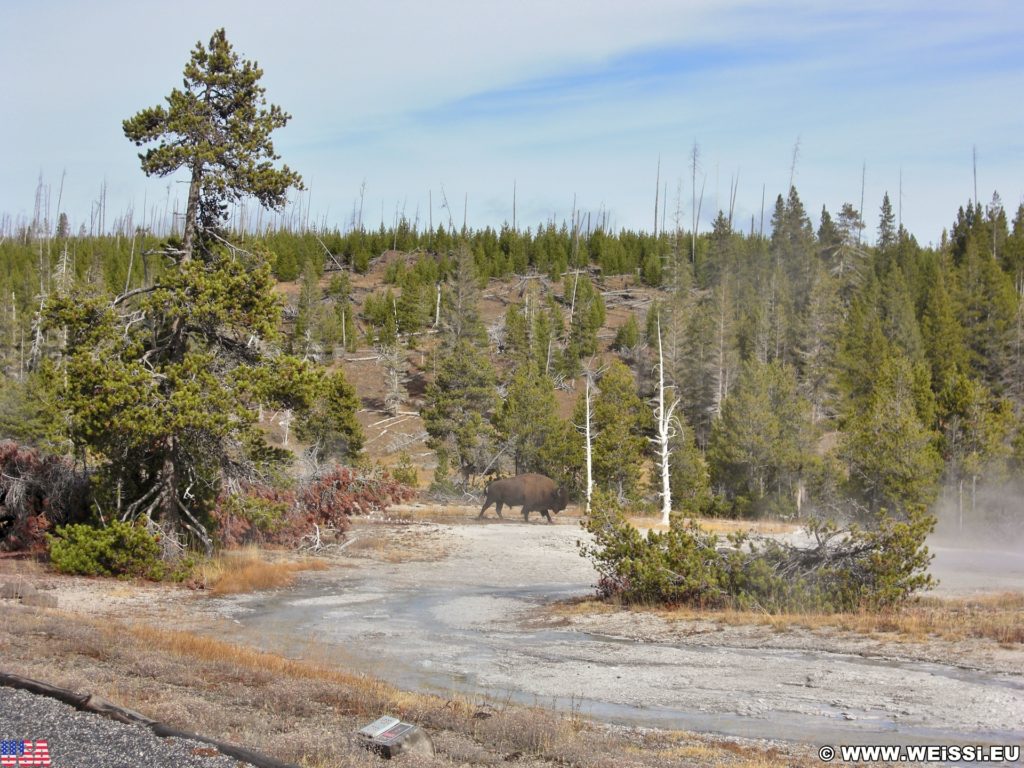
0;740;50;767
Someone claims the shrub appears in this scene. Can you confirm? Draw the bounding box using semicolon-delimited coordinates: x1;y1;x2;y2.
390;453;419;489
580;491;935;613
0;441;90;552
211;485;296;549
48;520;164;579
210;465;414;550
580;490;734;607
298;465;413;531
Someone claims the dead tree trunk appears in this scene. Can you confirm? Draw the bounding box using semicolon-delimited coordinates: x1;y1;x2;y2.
652;314;681;526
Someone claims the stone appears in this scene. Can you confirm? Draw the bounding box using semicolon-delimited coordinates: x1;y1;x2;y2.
21;591;58;609
0;580;57;608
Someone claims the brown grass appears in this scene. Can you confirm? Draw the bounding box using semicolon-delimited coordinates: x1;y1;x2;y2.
700;592;1024;644
627;516;798;536
555;593;1024;645
0;605;813;768
197;549;329;594
341;523;450;563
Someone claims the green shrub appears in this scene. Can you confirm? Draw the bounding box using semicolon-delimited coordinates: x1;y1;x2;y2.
580;492;935;613
580;490;732;607
48;521;164;579
391;452;419;489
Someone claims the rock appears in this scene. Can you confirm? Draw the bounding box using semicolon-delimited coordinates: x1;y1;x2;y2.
21;591;58;609
0;580;57;608
1;579;36;600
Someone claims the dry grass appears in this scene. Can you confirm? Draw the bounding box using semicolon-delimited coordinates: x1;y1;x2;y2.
697;592;1024;644
0;557;46;577
197;548;329;594
0;605;812;768
387;503;480;520
627;516;798;536
341;524;449;563
555;592;1024;645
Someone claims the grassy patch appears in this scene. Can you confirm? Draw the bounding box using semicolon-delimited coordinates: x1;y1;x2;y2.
696;592;1024;644
626;516;798;536
196;548;329;594
553;592;1024;645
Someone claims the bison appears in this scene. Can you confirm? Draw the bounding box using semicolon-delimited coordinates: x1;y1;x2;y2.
478;473;569;523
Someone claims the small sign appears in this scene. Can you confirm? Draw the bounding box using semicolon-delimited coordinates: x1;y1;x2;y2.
374;722;417;745
358;716;400;739
357;716;433;759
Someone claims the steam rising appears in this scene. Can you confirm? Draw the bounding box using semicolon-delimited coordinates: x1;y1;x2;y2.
928;482;1024;595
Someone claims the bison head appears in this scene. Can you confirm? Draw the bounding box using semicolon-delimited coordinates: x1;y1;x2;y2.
555;485;570;512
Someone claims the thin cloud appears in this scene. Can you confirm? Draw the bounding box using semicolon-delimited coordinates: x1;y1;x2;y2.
0;1;1020;243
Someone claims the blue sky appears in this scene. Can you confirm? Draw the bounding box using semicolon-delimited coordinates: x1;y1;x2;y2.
1;1;1021;245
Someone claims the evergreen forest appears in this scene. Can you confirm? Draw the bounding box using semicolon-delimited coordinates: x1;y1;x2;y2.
2;29;1024;610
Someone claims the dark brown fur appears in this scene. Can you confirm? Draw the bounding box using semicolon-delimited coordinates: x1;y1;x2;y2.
478;473;569;523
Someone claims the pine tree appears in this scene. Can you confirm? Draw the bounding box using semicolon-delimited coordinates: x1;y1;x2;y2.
293;260;323;360
829;203;869;302
583;359;650;500
707;359;810;517
878;264;924;364
836;278;891;420
123;29;302;262
46;249;361;552
496;361;563;475
955;235;1018;391
502;301;529;363
877;192;897;256
798;264;841;424
841;354;942;519
920;266;969;388
422;338;497;486
771;186;816;307
423;241;497;485
440;242;485;345
937;373;1014;526
40;30;351;553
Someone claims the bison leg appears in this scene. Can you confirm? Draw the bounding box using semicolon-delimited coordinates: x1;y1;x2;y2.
495;501;504;518
478;497;492;519
541;509;553;523
521;505;531;522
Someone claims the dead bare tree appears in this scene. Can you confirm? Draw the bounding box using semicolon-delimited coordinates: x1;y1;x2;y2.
377;344;405;417
651;313;681;526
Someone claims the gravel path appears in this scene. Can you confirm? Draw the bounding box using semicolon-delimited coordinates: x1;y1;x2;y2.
0;688;246;768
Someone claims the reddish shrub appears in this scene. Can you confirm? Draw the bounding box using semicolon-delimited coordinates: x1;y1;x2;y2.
298;465;413;531
0;441;89;553
210;485;297;549
211;466;413;550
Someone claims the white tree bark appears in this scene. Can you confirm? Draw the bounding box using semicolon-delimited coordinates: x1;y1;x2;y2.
653;313;681;527
584;374;594;514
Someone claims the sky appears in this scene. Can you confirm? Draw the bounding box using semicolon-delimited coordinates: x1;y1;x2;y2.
2;1;1022;246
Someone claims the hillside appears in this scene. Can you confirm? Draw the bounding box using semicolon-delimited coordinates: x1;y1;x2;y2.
271;251;659;487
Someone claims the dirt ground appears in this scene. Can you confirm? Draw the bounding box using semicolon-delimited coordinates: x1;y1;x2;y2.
6;509;1021;759
229;514;1024;745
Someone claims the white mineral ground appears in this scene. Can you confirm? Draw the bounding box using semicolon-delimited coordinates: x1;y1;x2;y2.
29;510;1024;748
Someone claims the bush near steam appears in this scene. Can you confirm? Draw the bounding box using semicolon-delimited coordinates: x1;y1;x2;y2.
580;490;935;612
